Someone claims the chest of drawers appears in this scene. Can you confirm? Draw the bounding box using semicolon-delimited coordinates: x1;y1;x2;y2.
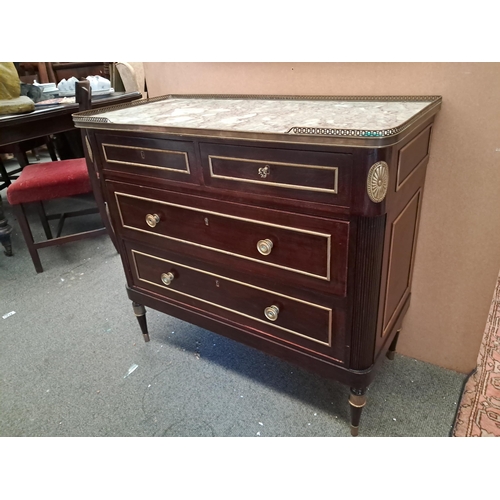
74;94;442;435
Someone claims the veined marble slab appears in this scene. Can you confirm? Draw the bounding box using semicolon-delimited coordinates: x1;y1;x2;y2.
92;96;438;136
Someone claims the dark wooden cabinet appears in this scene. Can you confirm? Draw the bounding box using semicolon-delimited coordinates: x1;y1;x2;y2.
74;95;442;435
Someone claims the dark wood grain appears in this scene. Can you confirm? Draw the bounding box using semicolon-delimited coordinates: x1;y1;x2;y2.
75;96;441;434
105;180;350;296
130;244;338;352
349;215;386;370
96;134;199;184
200;142;352;206
396;125;432;189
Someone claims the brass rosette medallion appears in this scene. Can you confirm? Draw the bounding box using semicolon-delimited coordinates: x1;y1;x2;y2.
367;161;389;203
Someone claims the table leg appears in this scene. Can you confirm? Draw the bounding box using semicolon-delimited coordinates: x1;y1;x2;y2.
386;329;401;360
0;196;13;256
349;387;367;436
132;302;150;342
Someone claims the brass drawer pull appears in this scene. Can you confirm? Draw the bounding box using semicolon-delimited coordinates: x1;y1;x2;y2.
146;213;160;228
257;239;273;256
161;272;175;286
264;305;280;322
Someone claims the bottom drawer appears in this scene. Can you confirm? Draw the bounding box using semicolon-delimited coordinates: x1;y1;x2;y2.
125;243;345;361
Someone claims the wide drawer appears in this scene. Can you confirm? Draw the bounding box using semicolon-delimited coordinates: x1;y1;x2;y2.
200;142;352;206
127;243;345;360
96;134;199;184
112;188;349;285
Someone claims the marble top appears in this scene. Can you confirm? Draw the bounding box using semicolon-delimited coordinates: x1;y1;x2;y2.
88;96;439;137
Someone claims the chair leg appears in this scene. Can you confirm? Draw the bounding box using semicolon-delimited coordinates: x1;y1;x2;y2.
0;196;13;256
35;201;53;239
12;204;44;273
0;158;12;188
15;151;30;169
46;137;58;161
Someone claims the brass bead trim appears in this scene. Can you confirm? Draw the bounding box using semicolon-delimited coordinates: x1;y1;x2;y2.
382;189;422;337
208;155;338;194
102;143;191;174
114;191;333;282
73;94;442;141
130;249;335;349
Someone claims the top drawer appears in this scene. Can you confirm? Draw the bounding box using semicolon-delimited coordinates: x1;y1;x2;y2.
96;134;199;185
200;142;352;206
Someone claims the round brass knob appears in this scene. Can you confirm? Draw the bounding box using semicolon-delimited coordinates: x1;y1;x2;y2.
257;239;273;256
264;305;280;322
160;272;175;286
146;213;160;228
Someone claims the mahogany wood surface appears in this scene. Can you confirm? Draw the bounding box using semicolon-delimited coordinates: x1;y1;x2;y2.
75;97;440;434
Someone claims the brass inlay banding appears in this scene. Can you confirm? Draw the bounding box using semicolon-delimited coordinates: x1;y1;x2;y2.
131;249;333;347
208;155;338;194
396;125;432;192
102;143;190;174
382;189;422;336
115;191;333;281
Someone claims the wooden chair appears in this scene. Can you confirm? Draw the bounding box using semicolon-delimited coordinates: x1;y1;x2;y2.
0;136;58;190
5;81;108;273
6;157;107;272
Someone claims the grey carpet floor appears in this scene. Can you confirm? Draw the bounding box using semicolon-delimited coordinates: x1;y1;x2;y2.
0;155;467;437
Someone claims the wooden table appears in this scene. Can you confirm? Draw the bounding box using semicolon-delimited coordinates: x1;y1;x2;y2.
0;91;142;257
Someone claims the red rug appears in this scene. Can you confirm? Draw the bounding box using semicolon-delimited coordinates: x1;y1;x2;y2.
453;272;500;437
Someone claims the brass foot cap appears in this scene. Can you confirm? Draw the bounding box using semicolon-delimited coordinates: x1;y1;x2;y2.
386;350;395;360
143;333;150;342
350;425;359;437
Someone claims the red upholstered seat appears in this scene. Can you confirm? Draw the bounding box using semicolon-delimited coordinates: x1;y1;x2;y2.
7;158;92;205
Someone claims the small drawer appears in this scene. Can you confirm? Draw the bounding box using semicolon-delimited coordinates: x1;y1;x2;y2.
96;134;199;184
200;142;352;206
128;245;342;354
112;189;348;284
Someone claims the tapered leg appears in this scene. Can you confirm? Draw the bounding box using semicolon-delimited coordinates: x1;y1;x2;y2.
15;151;29;169
132;302;150;342
386;330;401;360
46;137;58;161
349;388;367;436
0;158;12;188
35;201;53;240
13;204;43;272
